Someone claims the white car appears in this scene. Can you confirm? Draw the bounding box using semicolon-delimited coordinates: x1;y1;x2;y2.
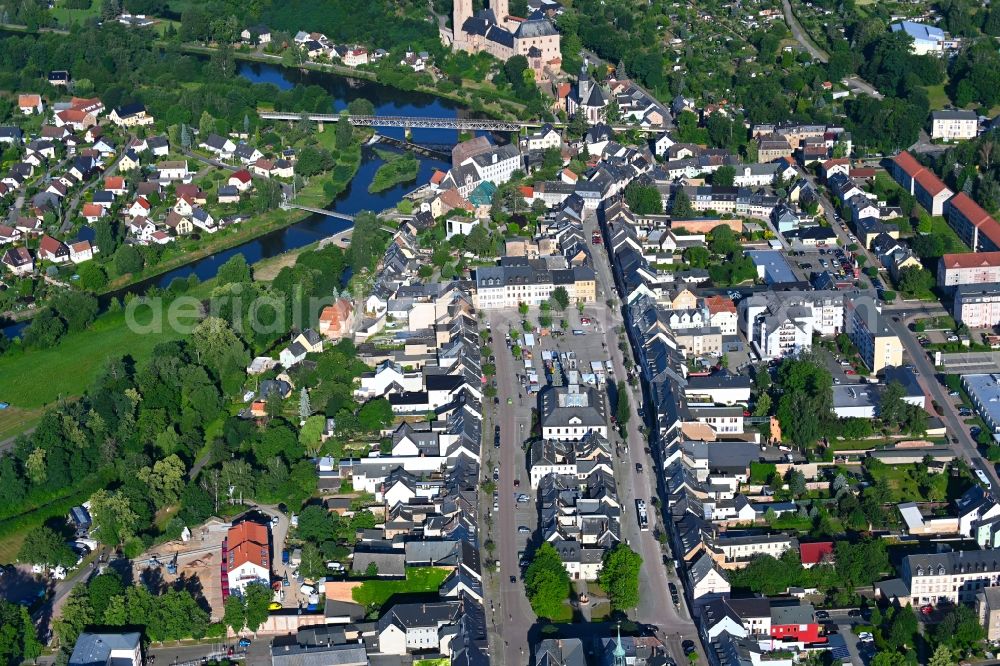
858;632;873;642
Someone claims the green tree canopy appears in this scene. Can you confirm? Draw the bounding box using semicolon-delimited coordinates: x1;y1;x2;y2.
524;542;571;619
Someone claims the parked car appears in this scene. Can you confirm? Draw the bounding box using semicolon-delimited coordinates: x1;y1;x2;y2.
516;494;530;503
682;640;696;655
815;610;830;619
635;463;643;473
518;525;530;533
238;638;252;648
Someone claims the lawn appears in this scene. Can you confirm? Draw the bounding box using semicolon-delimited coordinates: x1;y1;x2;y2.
0;406;44;443
865;461;968;502
351;567;450;611
0;308;184;411
930;216;969;254
50;0;100;25
830;439;883;451
0;528;27;564
924;84;950;111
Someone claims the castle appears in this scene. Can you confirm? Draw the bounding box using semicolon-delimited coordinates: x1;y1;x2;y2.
446;0;562;81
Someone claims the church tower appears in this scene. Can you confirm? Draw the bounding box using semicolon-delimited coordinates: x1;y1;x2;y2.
578;63;592;106
453;0;472;50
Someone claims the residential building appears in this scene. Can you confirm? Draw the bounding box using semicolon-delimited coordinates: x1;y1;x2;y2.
38;234;69;263
938;252;1000;290
473;258;596;309
931;110;978;141
977;586;1000;641
688;552;731;616
739;291;845;360
69;632;142;666
18;94;43;115
845;297;902;374
903;550;1000;606
225;520;270;596
954;283;1000;328
945;193;1000;252
318;298;355;340
890;151;953;216
2;247;33;275
376;600;461;655
109;103;154;127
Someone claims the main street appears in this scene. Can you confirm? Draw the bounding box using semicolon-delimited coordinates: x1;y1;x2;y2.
488;314;536;666
583;213;705;665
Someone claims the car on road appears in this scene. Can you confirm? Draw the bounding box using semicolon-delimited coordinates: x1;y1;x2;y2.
510;575;517;583
507;398;512;405
635;463;643;473
238;638;252;648
815;610;829;619
949;391;961;397
269;602;282;611
516;493;530;503
493;466;499;481
493;502;499;512
682;640;696;655
845;369;856;375
858;632;874;643
518;525;530;533
921;605;934;615
847;609;862;617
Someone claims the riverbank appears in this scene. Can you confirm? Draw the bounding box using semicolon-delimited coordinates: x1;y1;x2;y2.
102;130;364;295
176;43;527;119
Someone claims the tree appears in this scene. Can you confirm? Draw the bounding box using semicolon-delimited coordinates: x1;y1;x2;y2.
114;245;144;276
244;583;272;633
0;600;41;666
78;262;108;291
712;165;736;187
871;651;906;666
335;113;353;151
524;543;571;619
223;594;246;634
299;415;326;456
896;266;934;297
683;246;710;268
55;586;93;648
928;645;953;666
551;286;570;310
787;469;807;497
598;544;642;610
834;539;888;588
88;572;124;622
89;489;140;548
615;381;630;428
137;455;187;508
933;603;985;652
885;605;918;649
358;398;393;431
624;182;664;215
672;188;694;217
18;526;76;567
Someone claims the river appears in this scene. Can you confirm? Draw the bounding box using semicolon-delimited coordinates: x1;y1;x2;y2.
2;62;474;339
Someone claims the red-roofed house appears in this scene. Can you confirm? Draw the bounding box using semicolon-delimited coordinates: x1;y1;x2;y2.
104;176;126;195
127;197;152;218
82;203;105;223
704;295;738;335
890;151;954;216
343;48;369;67
38;234;69;263
799;541;834;568
561;168;578;185
945;192;1000;252
820;158;850;181
228;170;254;192
18;94;43;115
69;240;95;264
938;251;1000;290
54;109;96;132
225;521;270;596
318;298;355;341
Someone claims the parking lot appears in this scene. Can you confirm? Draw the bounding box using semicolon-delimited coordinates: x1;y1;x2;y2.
788;246;861;284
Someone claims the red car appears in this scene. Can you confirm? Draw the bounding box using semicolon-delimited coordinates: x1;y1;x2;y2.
845;369;856;375
921;605;934;615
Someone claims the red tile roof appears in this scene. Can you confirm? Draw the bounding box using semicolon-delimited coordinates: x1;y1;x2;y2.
892;151;950;197
941;251;1000;270
104;176;125;190
82;203;104;218
704;295;736;314
227;521;269;570
230;169;252;184
39;234;66;256
800;541;834;565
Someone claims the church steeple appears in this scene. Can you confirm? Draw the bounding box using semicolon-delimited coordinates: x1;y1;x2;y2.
613;624;626;666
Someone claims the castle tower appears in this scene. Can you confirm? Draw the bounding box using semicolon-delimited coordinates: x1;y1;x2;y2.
492;0;510;23
453;0;472;49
